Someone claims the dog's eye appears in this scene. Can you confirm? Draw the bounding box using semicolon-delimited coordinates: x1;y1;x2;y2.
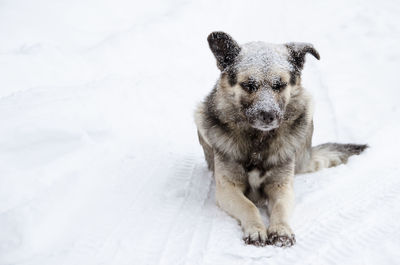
240;81;259;93
271;81;287;92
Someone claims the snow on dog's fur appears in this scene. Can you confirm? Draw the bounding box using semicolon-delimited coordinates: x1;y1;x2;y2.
195;32;367;247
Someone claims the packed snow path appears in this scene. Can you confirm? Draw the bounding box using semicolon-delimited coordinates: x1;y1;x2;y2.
1;0;399;264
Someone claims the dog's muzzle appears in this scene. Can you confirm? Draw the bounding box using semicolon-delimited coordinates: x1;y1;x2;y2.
245;90;283;131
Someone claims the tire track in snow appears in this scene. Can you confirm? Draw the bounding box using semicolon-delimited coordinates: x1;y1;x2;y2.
53;152;200;265
277;168;400;265
99;152;203;265
183;180;216;265
128;153;201;265
298;186;400;265
156;157;213;265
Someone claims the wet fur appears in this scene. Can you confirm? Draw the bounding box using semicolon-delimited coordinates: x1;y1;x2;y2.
195;32;367;247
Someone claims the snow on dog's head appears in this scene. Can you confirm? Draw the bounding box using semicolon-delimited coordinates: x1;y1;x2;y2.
207;31;319;131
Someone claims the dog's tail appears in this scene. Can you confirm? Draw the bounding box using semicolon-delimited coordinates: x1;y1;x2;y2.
300;143;368;174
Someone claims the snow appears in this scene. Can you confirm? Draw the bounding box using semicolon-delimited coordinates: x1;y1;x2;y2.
0;0;399;264
238;42;293;74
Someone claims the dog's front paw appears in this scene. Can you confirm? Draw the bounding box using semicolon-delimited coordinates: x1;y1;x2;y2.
267;223;295;247
243;222;267;247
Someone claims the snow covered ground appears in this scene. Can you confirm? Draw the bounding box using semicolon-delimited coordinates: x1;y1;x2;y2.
1;0;399;264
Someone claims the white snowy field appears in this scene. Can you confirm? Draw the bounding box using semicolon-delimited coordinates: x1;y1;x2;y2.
1;0;400;264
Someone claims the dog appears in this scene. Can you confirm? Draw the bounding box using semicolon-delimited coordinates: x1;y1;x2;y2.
194;32;367;247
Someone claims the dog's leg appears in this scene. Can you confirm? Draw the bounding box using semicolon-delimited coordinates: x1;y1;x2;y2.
216;176;267;246
265;176;296;247
214;159;267;246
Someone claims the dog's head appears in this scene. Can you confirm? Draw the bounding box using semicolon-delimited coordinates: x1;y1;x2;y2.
208;31;319;131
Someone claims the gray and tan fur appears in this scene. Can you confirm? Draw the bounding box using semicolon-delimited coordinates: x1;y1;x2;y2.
195;32;367;247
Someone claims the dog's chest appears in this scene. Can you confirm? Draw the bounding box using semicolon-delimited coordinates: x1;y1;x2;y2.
242;135;273;171
247;168;267;189
241;134;284;189
242;146;272;191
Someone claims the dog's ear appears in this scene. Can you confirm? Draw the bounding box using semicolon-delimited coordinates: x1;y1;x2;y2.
207;31;241;71
285;42;320;71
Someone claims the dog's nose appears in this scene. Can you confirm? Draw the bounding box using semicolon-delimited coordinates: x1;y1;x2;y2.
259;111;276;124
